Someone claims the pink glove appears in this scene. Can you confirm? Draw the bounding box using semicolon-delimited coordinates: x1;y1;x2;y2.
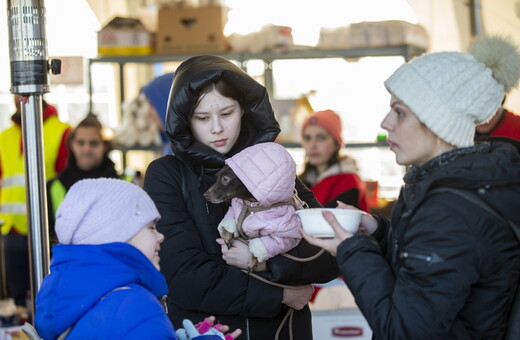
195;318;234;340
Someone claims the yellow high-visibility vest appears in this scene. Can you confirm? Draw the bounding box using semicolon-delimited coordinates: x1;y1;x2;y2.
48;174;130;224
0;116;70;235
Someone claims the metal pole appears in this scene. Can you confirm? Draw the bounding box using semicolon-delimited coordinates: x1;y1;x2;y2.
19;94;49;298
469;0;484;37
6;0;58;319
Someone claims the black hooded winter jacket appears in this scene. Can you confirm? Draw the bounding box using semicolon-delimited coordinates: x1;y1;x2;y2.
337;140;520;339
144;55;339;340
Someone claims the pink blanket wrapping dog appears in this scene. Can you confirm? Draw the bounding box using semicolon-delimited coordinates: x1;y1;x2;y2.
217;142;303;265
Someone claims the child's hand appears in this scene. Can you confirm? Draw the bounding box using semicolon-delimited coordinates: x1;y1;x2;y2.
198;316;242;340
176;316;242;339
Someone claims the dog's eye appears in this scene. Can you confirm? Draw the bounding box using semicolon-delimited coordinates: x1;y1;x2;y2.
221;175;230;184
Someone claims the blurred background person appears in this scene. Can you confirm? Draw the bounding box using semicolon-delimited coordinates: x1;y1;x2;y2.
141;72;175;154
46;113;119;245
299;109;368;211
0;95;71;307
298;109;369;306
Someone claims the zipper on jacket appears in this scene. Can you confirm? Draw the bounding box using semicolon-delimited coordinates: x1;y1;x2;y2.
246;317;250;340
400;252;432;262
400;251;444;263
392;238;399;264
160;295;168;315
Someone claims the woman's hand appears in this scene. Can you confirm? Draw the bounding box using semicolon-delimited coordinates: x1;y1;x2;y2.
217;238;267;271
282;285;314;310
336;201;378;235
301;207;358;256
217;238;251;270
301;203;377;255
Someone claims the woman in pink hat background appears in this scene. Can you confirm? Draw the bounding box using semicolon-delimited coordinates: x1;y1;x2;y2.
299;109;368;211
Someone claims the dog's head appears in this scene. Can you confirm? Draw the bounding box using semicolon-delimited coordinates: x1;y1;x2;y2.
203;165;256;203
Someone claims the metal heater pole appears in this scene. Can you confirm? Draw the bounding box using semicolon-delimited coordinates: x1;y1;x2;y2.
6;0;60;318
469;0;484;37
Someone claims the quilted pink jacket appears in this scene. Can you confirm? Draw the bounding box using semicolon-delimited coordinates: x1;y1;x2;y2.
224;142;302;262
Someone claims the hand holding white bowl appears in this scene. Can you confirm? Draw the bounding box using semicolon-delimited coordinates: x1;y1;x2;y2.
300;202;377;256
296;207;366;237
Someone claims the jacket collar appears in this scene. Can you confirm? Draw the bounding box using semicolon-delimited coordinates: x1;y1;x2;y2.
401;143;490;210
403;144;489;186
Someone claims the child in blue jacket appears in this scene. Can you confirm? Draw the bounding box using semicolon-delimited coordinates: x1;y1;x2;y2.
35;178;240;340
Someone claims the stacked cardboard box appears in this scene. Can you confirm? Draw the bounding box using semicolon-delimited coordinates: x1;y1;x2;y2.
97;17;154;56
156;6;228;54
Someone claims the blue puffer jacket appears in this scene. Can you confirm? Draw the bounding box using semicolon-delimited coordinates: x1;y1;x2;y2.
35;243;175;340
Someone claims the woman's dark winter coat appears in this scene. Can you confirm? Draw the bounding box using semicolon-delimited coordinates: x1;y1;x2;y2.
337;141;520;339
144;55;339;340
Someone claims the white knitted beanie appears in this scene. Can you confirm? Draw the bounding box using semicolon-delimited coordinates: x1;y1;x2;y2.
55;178;160;245
385;35;520;147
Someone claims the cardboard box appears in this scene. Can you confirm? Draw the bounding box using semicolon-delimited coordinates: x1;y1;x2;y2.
98;17;154;56
156;6;228;54
312;308;372;340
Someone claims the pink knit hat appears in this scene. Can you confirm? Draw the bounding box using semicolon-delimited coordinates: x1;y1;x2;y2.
301;110;343;146
55;178;160;245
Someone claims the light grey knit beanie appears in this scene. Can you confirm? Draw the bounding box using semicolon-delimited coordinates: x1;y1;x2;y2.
55;178;160;245
384;35;520;147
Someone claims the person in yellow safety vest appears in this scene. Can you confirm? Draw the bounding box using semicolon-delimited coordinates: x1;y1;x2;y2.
0;95;71;307
47;113;121;247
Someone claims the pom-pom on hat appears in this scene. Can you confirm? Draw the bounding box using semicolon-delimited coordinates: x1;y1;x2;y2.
301;110;343;146
55;178;160;245
384;35;520;148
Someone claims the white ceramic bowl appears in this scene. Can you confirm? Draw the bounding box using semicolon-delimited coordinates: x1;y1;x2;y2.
296;208;366;238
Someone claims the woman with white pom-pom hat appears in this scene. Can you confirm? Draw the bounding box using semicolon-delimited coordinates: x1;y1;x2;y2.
302;35;520;339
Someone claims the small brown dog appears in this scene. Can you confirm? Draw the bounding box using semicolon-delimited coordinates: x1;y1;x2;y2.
204;164;255;205
203;142;304;272
203;164;255;249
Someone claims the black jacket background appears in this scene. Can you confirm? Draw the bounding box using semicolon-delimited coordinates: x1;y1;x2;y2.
144;55;338;340
337;141;520;339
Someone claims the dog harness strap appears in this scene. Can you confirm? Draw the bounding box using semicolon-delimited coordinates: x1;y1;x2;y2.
236;198;297;238
236;204;251;239
247;199;297;213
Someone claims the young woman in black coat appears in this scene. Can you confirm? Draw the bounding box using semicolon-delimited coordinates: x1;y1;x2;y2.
144;55;339;340
303;35;520;339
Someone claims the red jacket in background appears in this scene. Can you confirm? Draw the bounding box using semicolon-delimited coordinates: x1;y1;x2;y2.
489;109;520;141
311;173;369;212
